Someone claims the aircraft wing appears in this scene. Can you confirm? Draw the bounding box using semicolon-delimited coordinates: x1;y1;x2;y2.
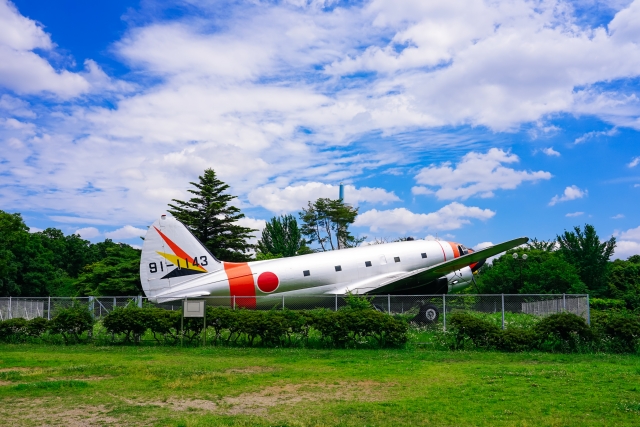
327;237;528;295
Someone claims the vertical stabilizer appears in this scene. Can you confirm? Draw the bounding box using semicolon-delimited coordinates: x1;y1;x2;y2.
140;215;222;298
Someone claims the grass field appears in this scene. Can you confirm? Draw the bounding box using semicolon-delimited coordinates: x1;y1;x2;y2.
1;345;640;426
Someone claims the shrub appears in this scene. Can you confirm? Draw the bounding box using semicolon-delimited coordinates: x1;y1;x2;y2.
448;312;501;349
590;298;626;311
102;307;149;343
48;302;94;344
496;328;537;352
600;313;640;353
145;308;181;343
25;317;49;337
533;312;592;351
0;318;28;342
310;307;407;348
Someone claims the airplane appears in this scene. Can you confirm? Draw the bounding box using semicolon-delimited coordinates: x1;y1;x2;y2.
140;214;528;322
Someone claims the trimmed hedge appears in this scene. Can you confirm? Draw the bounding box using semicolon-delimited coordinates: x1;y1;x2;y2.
2;303;640;353
98;305;408;348
445;311;637;353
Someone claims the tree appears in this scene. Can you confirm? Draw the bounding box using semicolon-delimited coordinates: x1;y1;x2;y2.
256;215;311;258
72;242;142;296
527;238;556;251
607;256;640;309
299;198;365;251
557;224;616;297
168;168;256;262
477;249;586;294
0;210;28;296
0;211;67;297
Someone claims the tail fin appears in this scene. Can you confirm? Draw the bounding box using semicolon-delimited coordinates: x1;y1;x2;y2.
140;215;222;298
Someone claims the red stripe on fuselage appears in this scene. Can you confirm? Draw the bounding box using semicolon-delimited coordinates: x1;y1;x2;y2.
223;262;256;309
436;241;447;261
448;242;461;258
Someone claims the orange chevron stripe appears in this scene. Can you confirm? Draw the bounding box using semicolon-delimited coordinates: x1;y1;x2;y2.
153;226;207;272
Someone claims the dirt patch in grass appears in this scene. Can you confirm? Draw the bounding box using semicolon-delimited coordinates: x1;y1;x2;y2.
0;399;121;426
128;380;390;416
0;367;32;372
225;366;276;374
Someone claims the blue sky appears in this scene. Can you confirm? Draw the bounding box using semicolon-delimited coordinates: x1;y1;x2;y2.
0;0;639;258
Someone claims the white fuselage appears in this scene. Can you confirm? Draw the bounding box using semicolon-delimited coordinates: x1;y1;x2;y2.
151;239;474;306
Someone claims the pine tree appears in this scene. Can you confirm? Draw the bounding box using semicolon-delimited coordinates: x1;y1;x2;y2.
168;169;256;262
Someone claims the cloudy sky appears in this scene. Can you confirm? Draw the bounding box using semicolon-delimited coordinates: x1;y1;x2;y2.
1;0;639;258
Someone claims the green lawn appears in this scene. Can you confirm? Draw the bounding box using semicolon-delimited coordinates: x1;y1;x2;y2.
1;345;639;426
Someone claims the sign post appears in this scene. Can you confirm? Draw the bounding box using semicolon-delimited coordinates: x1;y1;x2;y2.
183;299;206;346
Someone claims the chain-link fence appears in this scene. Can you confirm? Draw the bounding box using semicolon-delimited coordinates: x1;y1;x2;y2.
0;294;590;328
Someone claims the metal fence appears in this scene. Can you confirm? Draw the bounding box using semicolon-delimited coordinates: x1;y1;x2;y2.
0;294;590;328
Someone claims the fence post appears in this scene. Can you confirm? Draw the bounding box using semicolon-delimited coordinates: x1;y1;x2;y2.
113;297;116;311
47;296;51;320
335;294;338;311
233;295;236;310
562;293;566;312
442;294;446;332
501;293;505;330
388;294;391;315
282;295;285;310
8;296;11;319
586;294;591;326
138;295;142;308
181;297;185;347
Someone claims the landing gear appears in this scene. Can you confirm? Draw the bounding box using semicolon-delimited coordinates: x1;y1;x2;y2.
412;303;440;325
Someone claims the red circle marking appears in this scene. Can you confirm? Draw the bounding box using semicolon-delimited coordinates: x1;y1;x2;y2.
257;272;279;293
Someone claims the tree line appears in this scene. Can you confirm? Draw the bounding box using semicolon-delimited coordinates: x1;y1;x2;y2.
476;225;640;309
1;167;638;304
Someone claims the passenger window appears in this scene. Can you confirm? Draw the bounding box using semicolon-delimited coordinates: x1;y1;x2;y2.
421;253;427;258
394;257;400;263
365;261;372;267
335;265;342;272
303;270;310;277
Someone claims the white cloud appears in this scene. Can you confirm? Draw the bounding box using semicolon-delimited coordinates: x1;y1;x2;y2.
566;211;584;217
75;227;100;239
612;214;625;219
104;225;147;240
0;94;35;118
574;128;619;144
2;0;640;230
354;202;495;234
619;225;640;241
49;216;115;226
0;0;128;98
413;148;551;200
542;147;561;157
549;185;587;206
235;216;267;246
614;225;640;259
248;183;400;213
28;226;42;233
628;157;640;168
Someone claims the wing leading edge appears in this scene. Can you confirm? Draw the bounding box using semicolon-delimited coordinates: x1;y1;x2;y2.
327;237;529;295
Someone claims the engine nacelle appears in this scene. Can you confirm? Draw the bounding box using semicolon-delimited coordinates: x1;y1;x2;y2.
444;266;474;293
